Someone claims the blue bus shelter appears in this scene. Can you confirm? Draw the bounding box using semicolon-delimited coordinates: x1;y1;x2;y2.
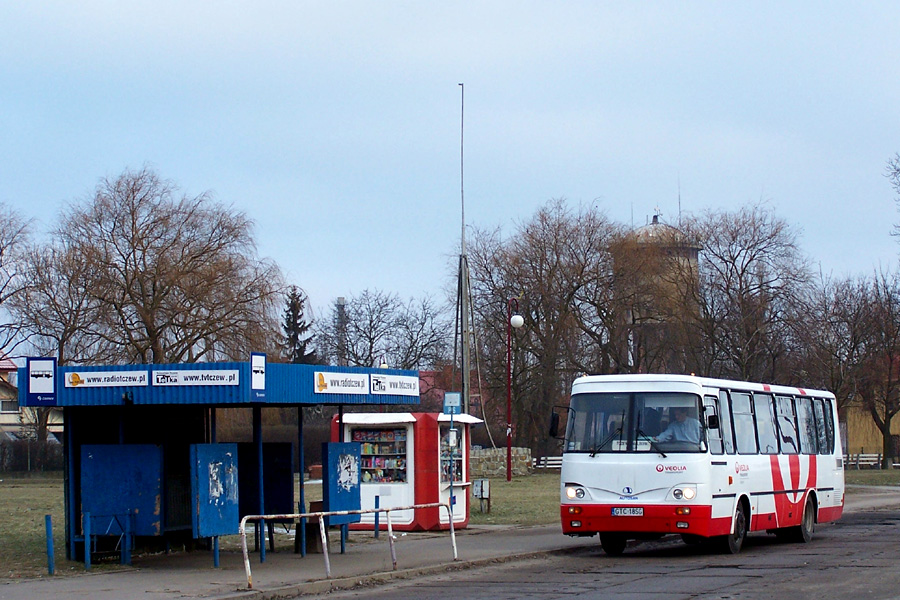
19;358;420;562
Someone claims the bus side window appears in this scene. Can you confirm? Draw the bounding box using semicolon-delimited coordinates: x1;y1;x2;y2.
796;396;818;454
826;400;836;453
753;393;779;454
731;392;757;454
814;398;835;454
718;390;736;454
775;395;799;455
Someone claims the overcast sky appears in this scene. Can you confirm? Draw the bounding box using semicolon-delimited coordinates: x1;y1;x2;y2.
3;2;899;316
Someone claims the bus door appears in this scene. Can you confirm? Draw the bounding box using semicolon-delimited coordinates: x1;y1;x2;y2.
703;394;722;454
705;390;738;524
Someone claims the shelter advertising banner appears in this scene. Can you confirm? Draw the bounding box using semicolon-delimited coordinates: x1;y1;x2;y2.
314;371;369;395
152;370;239;386
370;374;419;396
65;370;149;388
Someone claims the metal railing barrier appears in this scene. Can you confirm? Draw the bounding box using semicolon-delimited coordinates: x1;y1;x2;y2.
239;502;457;589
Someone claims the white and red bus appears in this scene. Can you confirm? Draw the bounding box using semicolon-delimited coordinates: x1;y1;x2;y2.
555;374;844;554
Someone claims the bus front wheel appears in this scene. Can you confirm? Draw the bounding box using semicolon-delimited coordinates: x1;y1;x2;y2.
722;503;748;554
600;533;627;556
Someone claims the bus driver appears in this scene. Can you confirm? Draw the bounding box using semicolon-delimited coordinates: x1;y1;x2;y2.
655;407;701;444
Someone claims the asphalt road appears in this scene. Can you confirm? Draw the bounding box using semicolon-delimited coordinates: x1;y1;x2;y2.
319;506;900;600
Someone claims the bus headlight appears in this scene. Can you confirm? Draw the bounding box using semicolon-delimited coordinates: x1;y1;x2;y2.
566;486;586;500
673;486;696;500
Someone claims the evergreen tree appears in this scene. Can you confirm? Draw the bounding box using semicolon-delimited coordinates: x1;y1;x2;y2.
282;286;318;364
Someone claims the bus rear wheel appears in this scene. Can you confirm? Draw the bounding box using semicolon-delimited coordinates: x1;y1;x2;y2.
600;533;627;556
791;497;815;543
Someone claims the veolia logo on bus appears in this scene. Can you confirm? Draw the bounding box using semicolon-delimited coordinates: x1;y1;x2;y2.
656;464;686;473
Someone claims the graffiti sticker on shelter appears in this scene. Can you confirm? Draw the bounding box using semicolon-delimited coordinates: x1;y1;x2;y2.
337;453;359;492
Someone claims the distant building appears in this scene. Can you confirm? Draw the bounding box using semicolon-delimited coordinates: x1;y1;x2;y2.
611;214;701;373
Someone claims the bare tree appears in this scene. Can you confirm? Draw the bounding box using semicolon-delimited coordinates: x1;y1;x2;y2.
854;270;900;468
469;199;619;455
316;289;448;370
54;167;283;364
11;242;116;365
888;153;900;239
796;274;869;415
0;204;31;356
679;203;812;381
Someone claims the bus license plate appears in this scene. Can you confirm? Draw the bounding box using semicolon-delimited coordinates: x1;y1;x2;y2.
611;507;643;516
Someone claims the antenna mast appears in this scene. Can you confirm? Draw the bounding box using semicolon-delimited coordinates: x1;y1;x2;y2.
678;176;682;226
458;83;472;414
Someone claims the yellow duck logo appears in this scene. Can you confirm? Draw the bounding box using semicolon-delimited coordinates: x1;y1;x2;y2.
317;372;327;392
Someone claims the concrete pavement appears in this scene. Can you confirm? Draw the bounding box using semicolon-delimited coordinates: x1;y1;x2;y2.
0;523;595;600
1;486;897;600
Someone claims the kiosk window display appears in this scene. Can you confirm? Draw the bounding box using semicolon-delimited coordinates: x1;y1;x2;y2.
332;412;482;531
355;427;408;483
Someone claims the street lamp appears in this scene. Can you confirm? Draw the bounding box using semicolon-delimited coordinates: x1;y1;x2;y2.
507;298;525;481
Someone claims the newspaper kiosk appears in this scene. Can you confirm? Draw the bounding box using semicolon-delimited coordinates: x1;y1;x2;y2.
332;412;481;531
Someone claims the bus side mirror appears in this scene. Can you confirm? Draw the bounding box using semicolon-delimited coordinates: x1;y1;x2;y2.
707;415;720;430
549;412;560;438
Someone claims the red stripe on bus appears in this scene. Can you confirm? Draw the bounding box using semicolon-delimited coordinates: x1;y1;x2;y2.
768;454;818;529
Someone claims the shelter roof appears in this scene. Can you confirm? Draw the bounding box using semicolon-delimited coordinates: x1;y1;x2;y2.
18;361;420;408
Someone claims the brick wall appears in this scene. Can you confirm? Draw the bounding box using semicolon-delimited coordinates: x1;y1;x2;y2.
470;446;532;478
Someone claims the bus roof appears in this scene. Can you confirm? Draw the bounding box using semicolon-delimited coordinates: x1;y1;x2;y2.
571;373;834;399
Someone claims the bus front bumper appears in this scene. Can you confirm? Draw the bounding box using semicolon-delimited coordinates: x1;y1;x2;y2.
561;503;730;538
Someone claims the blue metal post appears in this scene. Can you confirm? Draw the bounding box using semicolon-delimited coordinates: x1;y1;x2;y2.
374;496;380;539
449;412;455;510
298;406;307;557
211;409;221;568
83;512;91;571
66;408;77;561
121;512;132;565
45;515;55;575
254;405;266;563
341;524;347;554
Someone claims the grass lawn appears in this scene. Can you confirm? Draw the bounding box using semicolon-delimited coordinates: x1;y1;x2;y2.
0;473;83;580
468;473;560;526
844;469;900;486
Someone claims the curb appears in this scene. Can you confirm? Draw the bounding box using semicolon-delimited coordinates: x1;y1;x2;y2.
238;546;590;599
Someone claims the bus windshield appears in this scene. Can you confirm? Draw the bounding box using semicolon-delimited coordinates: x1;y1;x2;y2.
565;391;705;454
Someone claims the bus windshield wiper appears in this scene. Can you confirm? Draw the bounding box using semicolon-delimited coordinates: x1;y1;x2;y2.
590;427;622;457
636;429;667;458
